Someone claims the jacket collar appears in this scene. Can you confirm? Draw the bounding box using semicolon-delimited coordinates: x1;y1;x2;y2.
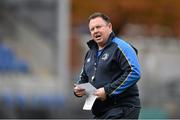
87;32;115;50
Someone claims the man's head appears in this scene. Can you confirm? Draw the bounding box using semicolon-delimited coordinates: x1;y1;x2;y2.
88;12;112;49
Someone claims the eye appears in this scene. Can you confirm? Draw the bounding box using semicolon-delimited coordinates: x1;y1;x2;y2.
90;27;94;32
96;25;101;29
90;25;103;32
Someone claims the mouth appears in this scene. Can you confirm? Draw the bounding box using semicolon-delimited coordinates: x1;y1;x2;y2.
94;34;102;40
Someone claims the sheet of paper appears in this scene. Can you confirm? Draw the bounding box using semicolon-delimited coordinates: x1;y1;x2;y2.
77;83;96;95
83;95;97;110
77;83;97;110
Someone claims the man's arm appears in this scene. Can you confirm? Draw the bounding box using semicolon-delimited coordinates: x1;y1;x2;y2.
77;67;89;84
74;52;89;97
74;67;88;97
104;39;141;96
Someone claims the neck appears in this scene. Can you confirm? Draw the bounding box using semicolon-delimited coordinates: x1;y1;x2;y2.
98;43;105;50
98;46;104;50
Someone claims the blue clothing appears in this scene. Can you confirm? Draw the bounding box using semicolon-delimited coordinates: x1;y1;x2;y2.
97;49;103;57
77;32;141;116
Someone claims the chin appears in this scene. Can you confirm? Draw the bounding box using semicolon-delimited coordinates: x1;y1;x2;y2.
96;39;103;42
96;41;103;44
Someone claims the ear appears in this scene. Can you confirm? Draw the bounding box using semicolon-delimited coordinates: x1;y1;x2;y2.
108;23;112;30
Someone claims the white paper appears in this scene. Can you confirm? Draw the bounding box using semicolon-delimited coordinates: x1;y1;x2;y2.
77;83;97;110
83;95;97;110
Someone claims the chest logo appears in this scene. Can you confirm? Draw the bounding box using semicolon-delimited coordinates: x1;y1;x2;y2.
87;58;91;63
101;53;109;61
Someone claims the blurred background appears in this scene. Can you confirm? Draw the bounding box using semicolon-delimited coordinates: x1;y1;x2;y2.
0;0;180;118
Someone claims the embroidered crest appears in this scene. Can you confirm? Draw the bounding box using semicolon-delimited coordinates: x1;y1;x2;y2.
101;53;109;61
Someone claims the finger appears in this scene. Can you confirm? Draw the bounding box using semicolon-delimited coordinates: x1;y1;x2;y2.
74;85;85;90
76;91;86;96
78;89;85;92
75;87;85;93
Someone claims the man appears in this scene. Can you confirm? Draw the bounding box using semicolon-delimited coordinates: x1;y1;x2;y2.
74;12;141;119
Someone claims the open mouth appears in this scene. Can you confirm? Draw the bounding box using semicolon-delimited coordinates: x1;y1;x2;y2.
95;34;102;40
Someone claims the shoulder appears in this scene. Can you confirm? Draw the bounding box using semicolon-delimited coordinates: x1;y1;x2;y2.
112;37;130;49
112;37;138;55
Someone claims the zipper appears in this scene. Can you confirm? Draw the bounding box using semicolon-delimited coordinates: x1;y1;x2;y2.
91;55;97;82
91;48;106;82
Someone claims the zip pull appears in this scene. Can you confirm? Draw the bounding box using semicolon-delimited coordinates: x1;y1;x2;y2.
91;76;95;82
94;62;96;66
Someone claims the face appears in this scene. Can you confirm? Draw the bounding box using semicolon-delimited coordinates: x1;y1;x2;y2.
89;17;112;48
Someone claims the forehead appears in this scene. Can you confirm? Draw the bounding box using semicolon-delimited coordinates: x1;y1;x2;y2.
89;17;107;27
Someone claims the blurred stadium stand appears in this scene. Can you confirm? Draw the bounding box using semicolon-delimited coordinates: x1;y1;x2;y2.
0;43;29;73
0;0;72;118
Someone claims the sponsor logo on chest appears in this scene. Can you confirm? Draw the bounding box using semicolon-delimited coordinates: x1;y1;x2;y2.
101;53;109;61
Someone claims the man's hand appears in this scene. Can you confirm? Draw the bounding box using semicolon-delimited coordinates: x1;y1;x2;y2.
94;87;107;101
74;84;86;97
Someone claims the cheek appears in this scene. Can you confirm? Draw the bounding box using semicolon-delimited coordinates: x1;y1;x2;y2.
104;32;110;39
90;33;95;38
89;31;93;35
90;32;94;36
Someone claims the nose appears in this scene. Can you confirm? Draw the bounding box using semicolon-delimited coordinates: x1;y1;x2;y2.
93;27;99;34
